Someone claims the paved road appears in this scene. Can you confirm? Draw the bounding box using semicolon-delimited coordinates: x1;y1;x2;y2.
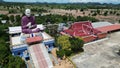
72;31;120;68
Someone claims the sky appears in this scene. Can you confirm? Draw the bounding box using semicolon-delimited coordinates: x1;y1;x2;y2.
3;0;120;4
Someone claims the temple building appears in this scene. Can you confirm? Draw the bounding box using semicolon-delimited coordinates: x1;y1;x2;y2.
9;24;54;68
60;21;120;42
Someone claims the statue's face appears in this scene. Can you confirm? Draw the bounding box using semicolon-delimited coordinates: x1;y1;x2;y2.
25;9;31;17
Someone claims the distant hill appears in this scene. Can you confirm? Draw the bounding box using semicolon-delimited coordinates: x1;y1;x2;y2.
2;0;120;4
0;0;3;2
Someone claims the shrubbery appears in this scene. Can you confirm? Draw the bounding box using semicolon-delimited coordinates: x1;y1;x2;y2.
76;16;99;22
69;37;84;52
57;49;73;58
119;20;120;23
57;35;71;50
57;35;84;58
0;27;26;68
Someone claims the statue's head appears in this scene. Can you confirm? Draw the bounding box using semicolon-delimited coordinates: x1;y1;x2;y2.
25;9;31;17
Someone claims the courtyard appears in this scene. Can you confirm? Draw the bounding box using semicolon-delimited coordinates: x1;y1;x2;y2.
72;31;120;68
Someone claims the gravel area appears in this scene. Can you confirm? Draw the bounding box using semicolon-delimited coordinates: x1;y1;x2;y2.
72;31;120;68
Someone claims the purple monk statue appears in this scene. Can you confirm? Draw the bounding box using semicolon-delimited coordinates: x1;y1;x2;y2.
21;9;40;34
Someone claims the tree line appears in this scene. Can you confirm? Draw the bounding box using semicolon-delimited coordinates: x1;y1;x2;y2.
0;27;26;68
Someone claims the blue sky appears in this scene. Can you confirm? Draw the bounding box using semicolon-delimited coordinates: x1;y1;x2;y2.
3;0;120;4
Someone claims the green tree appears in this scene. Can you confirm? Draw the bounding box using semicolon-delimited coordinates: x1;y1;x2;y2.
57;35;71;50
76;16;99;22
119;20;120;23
15;15;21;22
104;11;108;16
116;13;120;16
46;25;58;36
62;15;68;22
14;15;21;26
0;26;26;68
96;9;100;14
56;49;65;58
69;37;84;52
0;41;9;66
109;11;113;14
9;9;17;14
80;8;84;12
9;15;14;22
56;49;73;58
6;55;26;68
92;12;97;16
113;11;117;15
1;15;9;21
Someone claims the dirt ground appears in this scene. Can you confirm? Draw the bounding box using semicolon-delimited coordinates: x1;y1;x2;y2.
53;58;74;68
0;10;9;14
71;31;120;68
50;48;75;68
0;8;120;23
48;9;120;23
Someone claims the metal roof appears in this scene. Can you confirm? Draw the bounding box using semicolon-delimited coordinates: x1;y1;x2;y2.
9;24;45;34
9;26;21;34
92;22;112;28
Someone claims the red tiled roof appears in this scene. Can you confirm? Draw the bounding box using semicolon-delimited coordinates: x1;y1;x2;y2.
26;36;42;44
96;24;120;33
62;21;108;42
63;21;101;37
